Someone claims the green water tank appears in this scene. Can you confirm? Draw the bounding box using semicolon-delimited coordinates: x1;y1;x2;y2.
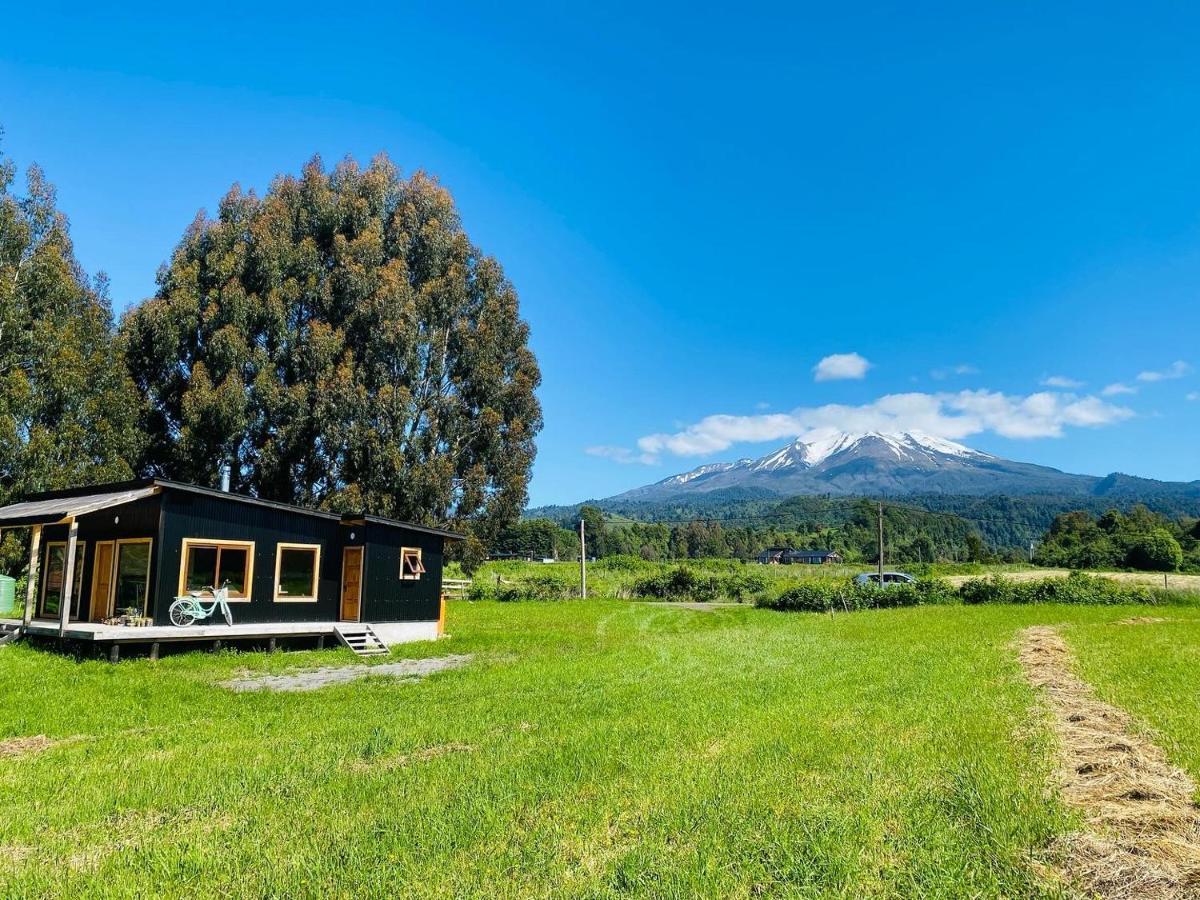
0;575;15;616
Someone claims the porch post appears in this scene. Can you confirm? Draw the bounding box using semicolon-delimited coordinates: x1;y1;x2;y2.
59;518;78;638
23;525;42;627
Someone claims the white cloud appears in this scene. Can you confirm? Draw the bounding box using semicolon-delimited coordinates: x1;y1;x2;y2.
813;352;871;382
930;364;979;380
1101;382;1137;396
1188;392;1199;402
633;389;1135;458
1041;375;1084;389
585;445;658;465
1136;360;1192;382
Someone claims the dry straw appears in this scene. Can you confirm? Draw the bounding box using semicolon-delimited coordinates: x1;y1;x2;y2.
1020;626;1200;898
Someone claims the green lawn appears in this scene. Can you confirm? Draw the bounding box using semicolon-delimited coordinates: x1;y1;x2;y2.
1;601;1197;897
1067;614;1200;779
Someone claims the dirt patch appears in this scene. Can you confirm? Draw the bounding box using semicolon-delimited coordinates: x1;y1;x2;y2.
0;735;56;758
221;654;473;692
1019;626;1200;898
1116;616;1169;626
349;741;475;772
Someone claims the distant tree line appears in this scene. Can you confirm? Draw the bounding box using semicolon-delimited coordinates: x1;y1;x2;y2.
502;500;1009;564
1033;506;1197;572
527;491;1200;560
1;140;541;572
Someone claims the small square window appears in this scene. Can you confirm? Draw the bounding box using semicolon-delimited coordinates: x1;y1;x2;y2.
274;543;321;602
400;547;425;580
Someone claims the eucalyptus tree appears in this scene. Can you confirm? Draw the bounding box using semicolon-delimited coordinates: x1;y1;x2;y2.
0;149;144;571
122;155;542;563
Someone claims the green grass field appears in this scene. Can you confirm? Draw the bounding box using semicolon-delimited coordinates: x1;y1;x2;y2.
2;601;1199;897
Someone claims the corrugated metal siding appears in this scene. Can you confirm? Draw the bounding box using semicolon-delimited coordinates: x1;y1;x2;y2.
157;488;444;626
37;495;164;620
157;490;349;625
361;522;444;623
33;487;445;626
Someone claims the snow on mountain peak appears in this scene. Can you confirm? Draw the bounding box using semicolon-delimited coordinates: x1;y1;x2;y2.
658;431;990;487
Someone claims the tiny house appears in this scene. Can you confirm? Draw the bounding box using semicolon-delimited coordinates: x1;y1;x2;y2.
0;479;462;657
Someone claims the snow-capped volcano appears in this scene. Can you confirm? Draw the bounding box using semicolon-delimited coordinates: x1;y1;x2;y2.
746;431;988;472
621;430;1098;499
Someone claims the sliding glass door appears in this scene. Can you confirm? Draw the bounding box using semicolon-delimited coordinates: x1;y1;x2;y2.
39;543;86;620
112;540;152;617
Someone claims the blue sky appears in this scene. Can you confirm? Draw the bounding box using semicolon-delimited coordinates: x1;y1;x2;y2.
3;3;1198;505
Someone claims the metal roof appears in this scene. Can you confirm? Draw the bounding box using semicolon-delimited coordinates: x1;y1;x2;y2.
0;485;161;527
0;479;464;540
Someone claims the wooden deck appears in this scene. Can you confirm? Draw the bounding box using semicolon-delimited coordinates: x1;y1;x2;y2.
0;615;440;663
3;617;343;643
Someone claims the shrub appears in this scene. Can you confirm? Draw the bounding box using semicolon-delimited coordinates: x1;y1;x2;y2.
959;571;1158;606
763;580;849;619
466;572;577;602
722;570;770;603
632;566;724;601
760;577;961;612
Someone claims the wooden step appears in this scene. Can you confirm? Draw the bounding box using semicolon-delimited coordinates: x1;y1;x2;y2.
0;623;23;646
333;624;389;657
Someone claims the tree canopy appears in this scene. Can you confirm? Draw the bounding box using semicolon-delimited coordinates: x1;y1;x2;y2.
121;155;541;564
0;154;144;502
0;148;145;570
1034;506;1194;572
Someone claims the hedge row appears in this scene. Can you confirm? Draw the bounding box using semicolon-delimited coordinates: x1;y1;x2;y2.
631;567;769;603
757;578;956;612
757;571;1185;612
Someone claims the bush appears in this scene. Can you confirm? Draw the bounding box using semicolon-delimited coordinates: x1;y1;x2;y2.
958;571;1157;606
633;566;703;600
757;578;956;612
722;570;770;603
466;571;578;602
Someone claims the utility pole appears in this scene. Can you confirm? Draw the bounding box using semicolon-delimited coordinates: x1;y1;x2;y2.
877;501;885;582
579;518;587;599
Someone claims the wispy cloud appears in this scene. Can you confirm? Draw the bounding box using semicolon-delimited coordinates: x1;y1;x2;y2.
585;445;658;465
1188;392;1199;402
632;390;1134;458
1041;375;1084;389
930;364;979;380
1101;382;1137;396
1136;360;1192;382
813;352;870;382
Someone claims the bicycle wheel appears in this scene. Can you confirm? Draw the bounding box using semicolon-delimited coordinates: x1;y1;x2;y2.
220;600;233;627
169;599;196;627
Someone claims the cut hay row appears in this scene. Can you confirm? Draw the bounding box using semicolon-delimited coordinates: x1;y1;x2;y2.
1019;626;1200;898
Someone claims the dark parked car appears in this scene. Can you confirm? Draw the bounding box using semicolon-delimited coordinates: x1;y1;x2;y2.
855;571;915;586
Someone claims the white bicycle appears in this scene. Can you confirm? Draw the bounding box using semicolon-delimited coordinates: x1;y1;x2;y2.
169;582;234;627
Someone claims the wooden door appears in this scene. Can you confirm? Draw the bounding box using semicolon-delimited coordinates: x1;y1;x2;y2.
90;542;115;622
340;547;363;622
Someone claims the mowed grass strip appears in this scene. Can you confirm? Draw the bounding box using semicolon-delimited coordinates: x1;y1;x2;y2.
1064;613;1200;780
0;602;1143;898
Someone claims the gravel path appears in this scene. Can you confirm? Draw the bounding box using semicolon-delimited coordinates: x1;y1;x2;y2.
222;654;473;692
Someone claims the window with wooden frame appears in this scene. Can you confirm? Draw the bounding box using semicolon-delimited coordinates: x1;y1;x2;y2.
400;547;425;580
178;539;254;602
274;543;321;602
